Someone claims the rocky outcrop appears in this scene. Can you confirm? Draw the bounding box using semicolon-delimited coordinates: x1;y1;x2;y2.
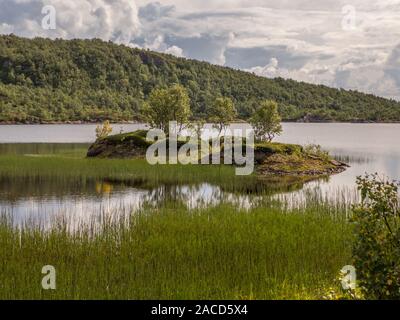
87;131;151;158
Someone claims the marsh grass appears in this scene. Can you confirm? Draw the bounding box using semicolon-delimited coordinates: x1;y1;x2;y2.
0;152;329;198
0;202;352;300
0;155;262;192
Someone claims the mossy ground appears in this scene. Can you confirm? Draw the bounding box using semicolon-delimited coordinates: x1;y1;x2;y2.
257;152;340;175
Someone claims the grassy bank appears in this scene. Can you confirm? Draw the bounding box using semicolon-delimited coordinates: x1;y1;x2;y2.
0;154;313;194
0;155;246;183
0;202;352;300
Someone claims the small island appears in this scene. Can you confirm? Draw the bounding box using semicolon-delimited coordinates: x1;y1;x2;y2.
87;85;348;180
87;129;348;178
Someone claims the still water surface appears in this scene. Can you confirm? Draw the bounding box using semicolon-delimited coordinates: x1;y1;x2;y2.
0;123;399;224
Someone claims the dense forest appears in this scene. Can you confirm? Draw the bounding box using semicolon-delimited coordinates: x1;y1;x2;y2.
1;34;400;123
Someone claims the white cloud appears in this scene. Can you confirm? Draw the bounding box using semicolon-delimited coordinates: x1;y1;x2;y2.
164;45;184;57
0;23;14;34
0;0;141;44
141;34;184;57
247;58;279;77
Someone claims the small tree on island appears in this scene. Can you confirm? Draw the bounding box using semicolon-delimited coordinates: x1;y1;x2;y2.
208;97;237;136
95;120;113;140
250;100;283;142
142;84;191;134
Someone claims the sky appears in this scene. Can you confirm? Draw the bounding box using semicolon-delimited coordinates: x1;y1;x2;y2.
1;0;400;100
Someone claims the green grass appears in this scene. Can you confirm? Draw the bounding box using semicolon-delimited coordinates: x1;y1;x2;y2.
0;202;352;300
0;154;263;192
0;143;90;157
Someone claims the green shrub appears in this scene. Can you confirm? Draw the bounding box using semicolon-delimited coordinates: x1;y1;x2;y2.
352;174;400;299
95;120;113;140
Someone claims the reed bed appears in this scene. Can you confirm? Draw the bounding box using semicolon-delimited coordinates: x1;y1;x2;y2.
0;200;352;300
0;155;258;191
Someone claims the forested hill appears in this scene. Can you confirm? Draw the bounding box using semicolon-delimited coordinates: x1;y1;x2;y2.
1;34;400;123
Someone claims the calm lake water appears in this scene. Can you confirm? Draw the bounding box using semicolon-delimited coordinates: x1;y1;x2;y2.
1;123;399;225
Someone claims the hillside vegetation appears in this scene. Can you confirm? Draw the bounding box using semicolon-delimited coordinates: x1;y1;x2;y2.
1;35;400;123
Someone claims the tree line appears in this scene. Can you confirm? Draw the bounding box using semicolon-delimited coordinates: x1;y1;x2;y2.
1;34;400;123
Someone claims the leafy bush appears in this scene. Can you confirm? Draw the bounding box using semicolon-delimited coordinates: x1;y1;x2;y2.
352;174;400;299
323;270;363;300
142;84;191;133
250;100;282;142
209;97;237;135
95;120;112;140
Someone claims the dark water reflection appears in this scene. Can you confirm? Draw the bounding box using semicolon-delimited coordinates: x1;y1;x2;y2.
1;123;400;224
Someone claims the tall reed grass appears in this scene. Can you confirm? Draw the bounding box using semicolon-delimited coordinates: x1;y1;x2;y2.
0;155;263;192
0;201;352;300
